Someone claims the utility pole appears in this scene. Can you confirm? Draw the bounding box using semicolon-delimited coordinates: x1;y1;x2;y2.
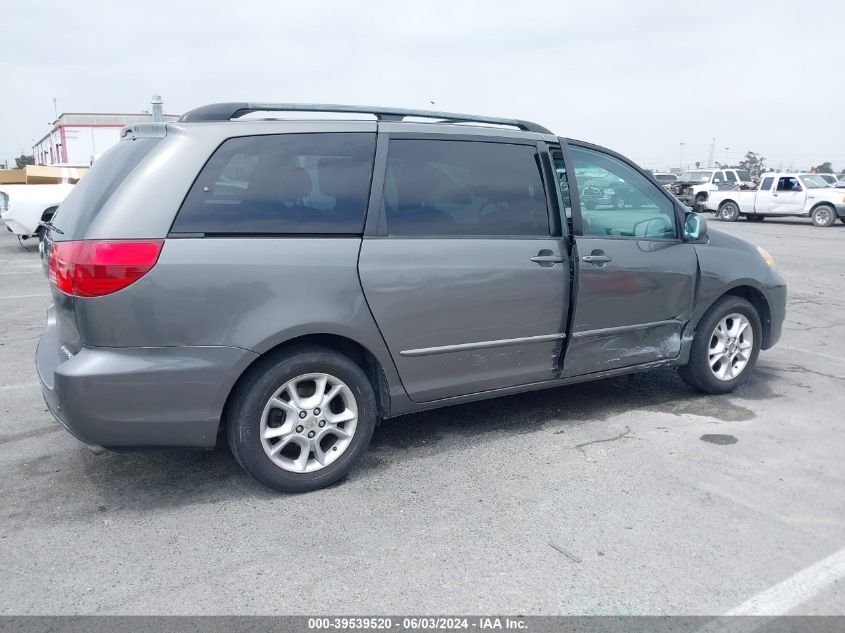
707;138;716;168
679;142;685;171
52;97;58;121
724;147;730;167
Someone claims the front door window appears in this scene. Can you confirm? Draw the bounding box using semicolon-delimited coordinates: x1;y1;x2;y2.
570;146;677;240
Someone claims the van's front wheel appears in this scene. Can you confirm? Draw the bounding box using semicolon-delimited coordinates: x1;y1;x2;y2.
226;345;377;493
678;296;761;394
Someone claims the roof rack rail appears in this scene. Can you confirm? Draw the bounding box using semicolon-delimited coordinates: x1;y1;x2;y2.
177;102;552;134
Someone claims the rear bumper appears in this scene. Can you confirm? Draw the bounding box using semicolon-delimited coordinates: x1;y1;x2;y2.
36;317;258;449
1;213;34;237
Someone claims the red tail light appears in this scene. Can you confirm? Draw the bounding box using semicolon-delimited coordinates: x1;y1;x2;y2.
48;240;164;297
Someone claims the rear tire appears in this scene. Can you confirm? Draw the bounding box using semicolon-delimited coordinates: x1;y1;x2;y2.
678;296;762;394
719;202;740;222
811;204;836;227
226;345;378;493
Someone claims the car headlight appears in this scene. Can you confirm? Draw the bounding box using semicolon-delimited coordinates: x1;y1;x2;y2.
756;245;776;271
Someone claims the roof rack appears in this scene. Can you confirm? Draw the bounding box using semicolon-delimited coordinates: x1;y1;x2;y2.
177;102;552;134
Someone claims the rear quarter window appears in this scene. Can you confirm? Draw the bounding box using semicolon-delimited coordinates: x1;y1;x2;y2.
172;133;376;235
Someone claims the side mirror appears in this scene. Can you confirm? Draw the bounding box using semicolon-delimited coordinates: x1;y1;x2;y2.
683;212;708;241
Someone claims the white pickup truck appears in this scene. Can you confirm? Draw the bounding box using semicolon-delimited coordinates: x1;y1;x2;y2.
669;168;755;209
704;172;845;227
0;183;75;240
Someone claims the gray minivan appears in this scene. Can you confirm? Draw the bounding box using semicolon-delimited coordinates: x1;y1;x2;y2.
37;103;786;492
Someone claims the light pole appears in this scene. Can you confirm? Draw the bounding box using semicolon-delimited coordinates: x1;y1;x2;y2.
679;142;686;171
724;146;730;167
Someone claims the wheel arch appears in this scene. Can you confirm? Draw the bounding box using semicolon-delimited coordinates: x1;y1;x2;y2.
220;333;395;436
702;285;773;349
809;201;836;214
40;205;58;222
809;200;835;209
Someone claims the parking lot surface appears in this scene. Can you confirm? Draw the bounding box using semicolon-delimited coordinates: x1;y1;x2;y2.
0;219;843;615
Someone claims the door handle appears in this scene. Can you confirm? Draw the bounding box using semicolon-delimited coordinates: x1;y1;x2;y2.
582;254;613;265
530;255;564;264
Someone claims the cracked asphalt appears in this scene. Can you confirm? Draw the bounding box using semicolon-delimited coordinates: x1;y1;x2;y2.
0;217;843;615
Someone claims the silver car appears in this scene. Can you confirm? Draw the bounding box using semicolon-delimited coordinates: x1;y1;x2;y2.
37;103;787;492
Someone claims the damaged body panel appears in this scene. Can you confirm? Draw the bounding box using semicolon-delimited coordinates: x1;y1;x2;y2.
562;238;697;377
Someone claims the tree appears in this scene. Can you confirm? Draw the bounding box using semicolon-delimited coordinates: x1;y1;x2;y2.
14;154;34;169
738;151;767;180
811;161;834;174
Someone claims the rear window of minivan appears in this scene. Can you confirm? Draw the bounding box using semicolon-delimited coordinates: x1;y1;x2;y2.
51;137;161;240
172;133;376;235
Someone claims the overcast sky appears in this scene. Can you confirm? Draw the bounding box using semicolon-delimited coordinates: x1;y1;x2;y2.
2;1;844;171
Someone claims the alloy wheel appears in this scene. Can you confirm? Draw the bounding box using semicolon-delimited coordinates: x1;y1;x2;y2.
708;313;753;381
260;372;358;473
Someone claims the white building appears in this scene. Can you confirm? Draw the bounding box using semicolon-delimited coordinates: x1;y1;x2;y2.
33;110;179;166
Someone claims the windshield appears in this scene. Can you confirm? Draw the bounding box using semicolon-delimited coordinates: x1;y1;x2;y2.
799;175;829;189
654;174;677;183
679;171;711;183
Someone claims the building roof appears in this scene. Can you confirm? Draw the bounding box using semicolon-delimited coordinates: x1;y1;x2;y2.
34;112;180;146
52;112;180;126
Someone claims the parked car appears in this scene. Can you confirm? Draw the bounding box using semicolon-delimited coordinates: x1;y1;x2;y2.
814;173;840;186
652;172;679;190
577;172;640;209
37;103;787;492
669;168;755;208
0;183;74;239
705;172;845;226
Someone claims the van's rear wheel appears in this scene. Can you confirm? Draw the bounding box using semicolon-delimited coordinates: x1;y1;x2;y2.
719;202;740;222
226;345;377;493
811;205;836;227
678;296;761;394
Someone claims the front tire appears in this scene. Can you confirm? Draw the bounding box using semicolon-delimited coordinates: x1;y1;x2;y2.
678;296;761;394
226;345;378;493
719;202;740;222
811;204;836;227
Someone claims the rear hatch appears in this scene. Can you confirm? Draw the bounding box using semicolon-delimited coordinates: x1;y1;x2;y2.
43;135;163;355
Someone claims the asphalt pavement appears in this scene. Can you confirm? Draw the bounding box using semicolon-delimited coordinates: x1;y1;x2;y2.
0;217;842;615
